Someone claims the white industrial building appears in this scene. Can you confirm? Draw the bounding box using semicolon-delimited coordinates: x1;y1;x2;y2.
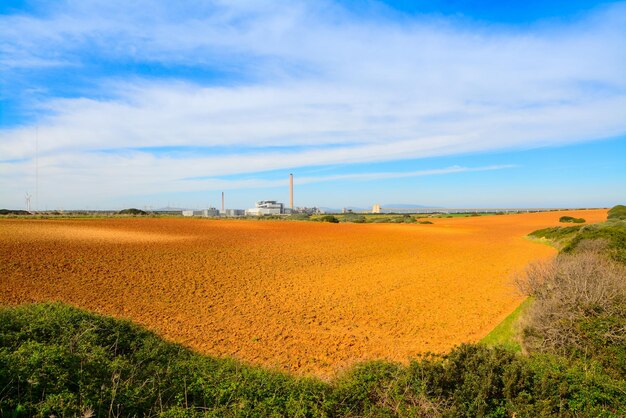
182;208;220;217
245;200;285;216
223;209;245;217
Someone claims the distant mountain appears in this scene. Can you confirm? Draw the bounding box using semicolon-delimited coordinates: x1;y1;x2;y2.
382;204;439;209
318;206;368;213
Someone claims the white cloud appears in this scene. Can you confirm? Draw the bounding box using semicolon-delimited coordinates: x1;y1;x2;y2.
0;1;625;208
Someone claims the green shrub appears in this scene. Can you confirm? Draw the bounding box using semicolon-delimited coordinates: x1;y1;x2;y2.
563;220;626;263
528;225;585;249
559;216;585;223
608;204;626;220
118;208;148;215
317;215;339;223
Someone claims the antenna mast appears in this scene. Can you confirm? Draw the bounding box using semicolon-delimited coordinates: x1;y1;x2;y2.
35;126;39;212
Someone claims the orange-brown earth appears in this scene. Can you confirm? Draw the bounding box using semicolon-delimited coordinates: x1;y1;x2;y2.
0;209;607;377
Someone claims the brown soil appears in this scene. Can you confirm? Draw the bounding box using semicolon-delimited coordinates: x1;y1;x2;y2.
0;209;607;377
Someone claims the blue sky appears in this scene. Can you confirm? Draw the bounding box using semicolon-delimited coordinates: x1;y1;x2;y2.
0;0;625;210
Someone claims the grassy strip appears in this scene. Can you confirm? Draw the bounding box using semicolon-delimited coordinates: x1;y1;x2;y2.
481;298;532;351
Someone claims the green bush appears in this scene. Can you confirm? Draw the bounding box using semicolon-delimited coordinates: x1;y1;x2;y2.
317;215;339;223
528;225;585;249
559;216;585;223
563;220;626;263
608;205;626;220
118;208;148;215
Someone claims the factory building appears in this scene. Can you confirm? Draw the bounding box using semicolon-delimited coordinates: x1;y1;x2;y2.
182;208;220;217
223;209;245;217
246;200;285;216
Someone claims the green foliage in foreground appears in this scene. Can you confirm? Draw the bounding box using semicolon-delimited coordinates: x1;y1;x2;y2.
559;216;585;223
2;303;626;417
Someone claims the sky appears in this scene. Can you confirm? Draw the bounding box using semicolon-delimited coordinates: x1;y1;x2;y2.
0;0;625;210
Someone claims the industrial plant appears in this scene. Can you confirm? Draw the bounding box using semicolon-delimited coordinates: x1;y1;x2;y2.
179;172;549;219
182;173;321;218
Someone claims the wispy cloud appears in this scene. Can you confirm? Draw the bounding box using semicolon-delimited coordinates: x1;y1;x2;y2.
0;155;515;207
0;1;624;208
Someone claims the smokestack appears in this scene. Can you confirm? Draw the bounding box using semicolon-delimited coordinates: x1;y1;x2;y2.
221;192;225;213
289;173;294;209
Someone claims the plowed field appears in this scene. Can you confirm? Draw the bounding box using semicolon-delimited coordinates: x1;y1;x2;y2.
0;209;607;377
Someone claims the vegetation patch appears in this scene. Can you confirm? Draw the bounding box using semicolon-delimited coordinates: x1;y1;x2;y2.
2;303;625;417
516;241;626;379
527;225;585;249
0;209;31;215
563;220;626;263
559;215;585;223
317;214;339;223
118;208;148;215
341;213;366;223
608;204;626;220
518;206;626;378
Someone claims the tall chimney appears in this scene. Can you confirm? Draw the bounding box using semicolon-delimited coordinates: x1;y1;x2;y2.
289;173;294;209
221;192;225;213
